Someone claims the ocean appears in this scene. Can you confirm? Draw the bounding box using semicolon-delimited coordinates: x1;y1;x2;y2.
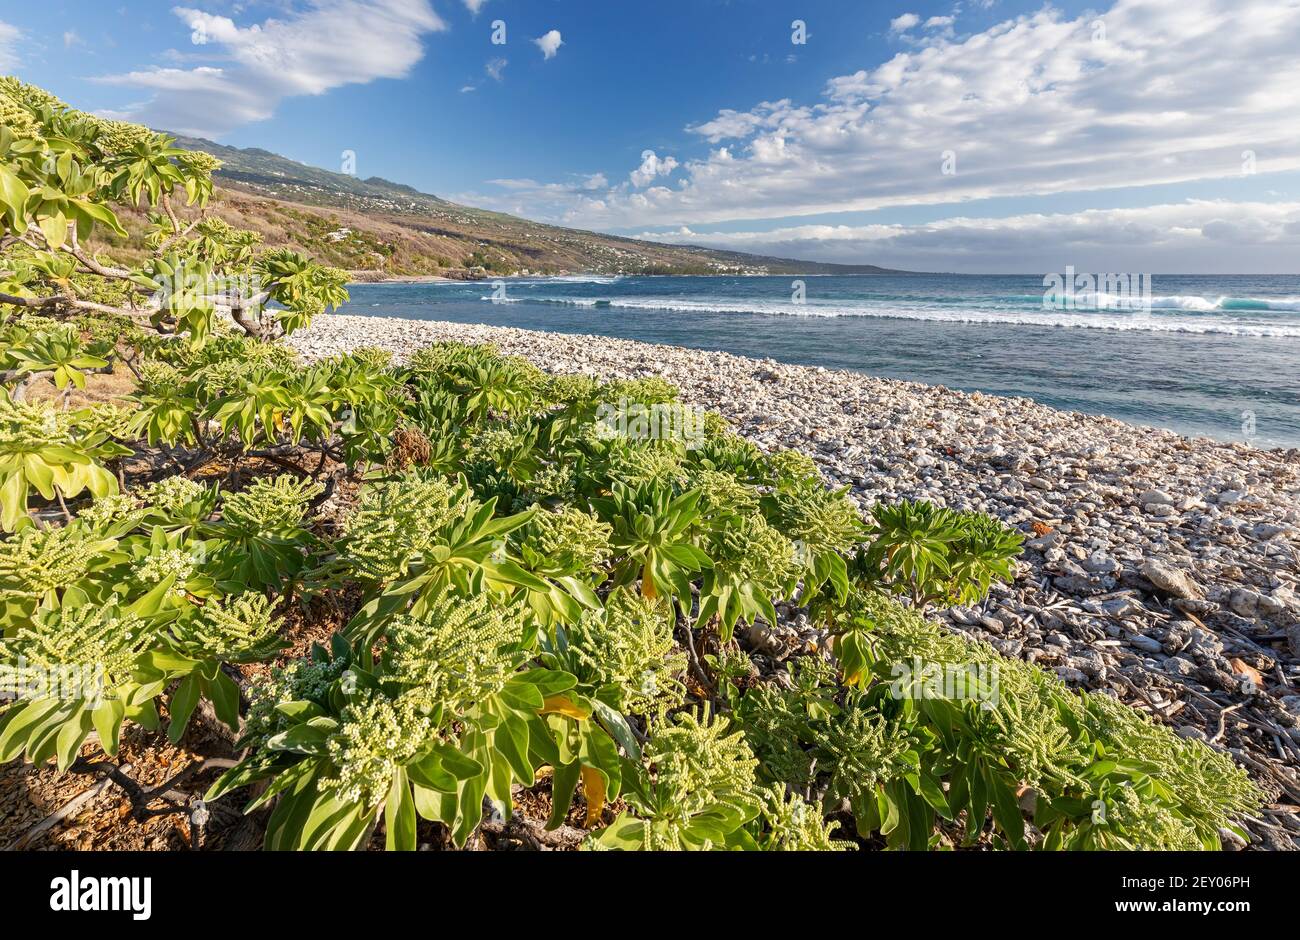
337;274;1300;449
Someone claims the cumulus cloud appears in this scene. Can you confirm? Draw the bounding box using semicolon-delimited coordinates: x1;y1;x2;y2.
629;150;678;187
462;0;488;14
0;21;21;70
507;0;1300;230
889;13;920;32
94;1;447;137
534;29;563;60
631;201;1300;274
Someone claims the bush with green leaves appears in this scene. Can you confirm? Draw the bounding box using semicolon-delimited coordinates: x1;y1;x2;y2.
209;590;626;849
857;499;1025;608
735;590;1259;850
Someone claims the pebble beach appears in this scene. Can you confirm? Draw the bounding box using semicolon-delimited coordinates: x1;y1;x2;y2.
292;312;1300;849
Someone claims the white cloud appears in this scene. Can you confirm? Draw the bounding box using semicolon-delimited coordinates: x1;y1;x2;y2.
95;1;446;137
889;13;920;32
64;30;86;48
631;201;1300;274
530;0;1300;229
0;21;21;70
463;0;488;14
924;16;955;28
629;150;679;187
485;56;507;81
534;29;563;60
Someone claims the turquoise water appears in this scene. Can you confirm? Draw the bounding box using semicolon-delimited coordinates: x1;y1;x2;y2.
339;274;1300;448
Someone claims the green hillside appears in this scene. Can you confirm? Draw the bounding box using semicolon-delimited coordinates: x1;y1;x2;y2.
157;134;912;279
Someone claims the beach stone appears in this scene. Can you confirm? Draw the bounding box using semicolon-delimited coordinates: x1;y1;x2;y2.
1257;593;1288;618
1102;596;1145;618
1138;489;1174;507
1126;633;1163;654
1082;551;1120;574
1140;560;1205;600
1171;597;1218;616
1228;589;1261;618
1286;624;1300;660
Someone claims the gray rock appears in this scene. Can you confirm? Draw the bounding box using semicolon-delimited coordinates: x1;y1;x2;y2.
1126;633;1164;654
1172;597;1218;616
1185;626;1225;660
1286;623;1300;660
1138;489;1174;506
1140;560;1205;600
1257;593;1287;617
1102;596;1146;618
1228;588;1261;619
1025;530;1061;550
1083;551;1121;574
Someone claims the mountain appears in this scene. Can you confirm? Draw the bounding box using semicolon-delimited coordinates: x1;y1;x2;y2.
156;134;911;279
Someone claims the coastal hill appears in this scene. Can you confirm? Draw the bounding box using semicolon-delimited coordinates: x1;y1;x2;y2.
120;134;909;279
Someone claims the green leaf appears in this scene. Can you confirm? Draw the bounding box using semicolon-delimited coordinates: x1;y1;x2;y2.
167;674;200;744
385;768;417;851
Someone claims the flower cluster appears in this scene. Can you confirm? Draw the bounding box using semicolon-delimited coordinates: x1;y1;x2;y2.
707;512;797;593
319;691;433;808
564;590;685;716
142;476;206;516
522;506;612;575
645;709;759;819
690;468;760;518
386;590;528;717
77;494;142;530
170;592;282;661
1098;784;1201;850
821;705;918;806
134;548;195;596
1073;691;1259;831
0;397;76;448
534;456;579;495
767;478;866;557
340;476;474;581
605;441;686;487
758;786;850;851
241;655;352;744
2;603;150;701
221;475;322;534
0;525;106;599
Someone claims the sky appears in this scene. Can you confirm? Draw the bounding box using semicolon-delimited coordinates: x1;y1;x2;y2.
4;0;1300;272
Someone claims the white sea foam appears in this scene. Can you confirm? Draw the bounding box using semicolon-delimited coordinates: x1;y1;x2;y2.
497;294;1300;337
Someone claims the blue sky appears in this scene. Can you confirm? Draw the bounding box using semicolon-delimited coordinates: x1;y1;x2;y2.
4;0;1300;272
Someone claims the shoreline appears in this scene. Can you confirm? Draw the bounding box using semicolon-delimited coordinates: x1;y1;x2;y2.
291;313;1300;848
